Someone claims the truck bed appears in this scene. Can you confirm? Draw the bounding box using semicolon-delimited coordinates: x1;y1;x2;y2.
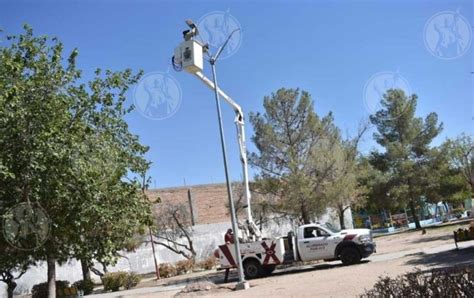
217;238;287;268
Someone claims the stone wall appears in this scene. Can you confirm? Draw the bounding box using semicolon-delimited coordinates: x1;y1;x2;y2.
147;183;233;225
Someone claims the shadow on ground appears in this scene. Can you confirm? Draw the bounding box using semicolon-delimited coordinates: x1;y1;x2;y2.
208;260;369;284
409;233;453;244
405;246;474;268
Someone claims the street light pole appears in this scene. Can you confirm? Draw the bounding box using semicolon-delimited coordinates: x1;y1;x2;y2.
209;58;247;288
208;30;248;288
173;22;248;289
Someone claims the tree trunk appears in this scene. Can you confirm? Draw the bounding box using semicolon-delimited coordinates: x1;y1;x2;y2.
409;200;421;229
47;255;56;298
301;204;310;224
80;258;91;281
6;281;16;298
338;205;346;230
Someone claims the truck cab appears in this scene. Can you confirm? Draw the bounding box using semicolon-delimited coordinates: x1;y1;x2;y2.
293;223;376;264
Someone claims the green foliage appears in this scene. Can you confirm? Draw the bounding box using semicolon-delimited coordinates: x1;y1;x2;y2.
0;25;152;287
123;272;142;290
368;89;444;227
323;124;369;228
249;88;341;223
32;280;70;298
72;278;94;295
102;272;127;292
362;267;474;297
0;243;35;295
159;263;178;278
101;271;141;291
440;134;473;200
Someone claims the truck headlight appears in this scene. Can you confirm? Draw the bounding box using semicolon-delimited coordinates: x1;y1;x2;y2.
359;234;371;243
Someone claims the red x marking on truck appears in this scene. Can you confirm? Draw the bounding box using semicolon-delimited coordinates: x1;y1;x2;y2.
262;241;280;265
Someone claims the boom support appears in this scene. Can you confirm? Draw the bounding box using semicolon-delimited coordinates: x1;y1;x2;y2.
193;71;262;241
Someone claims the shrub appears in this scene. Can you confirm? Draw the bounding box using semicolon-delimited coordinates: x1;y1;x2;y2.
102;272;127;292
123;272;142;290
72;278;94;295
196;256;218;270
159;263;177;278
32;280;70;298
175;259;194;275
362;267;474;297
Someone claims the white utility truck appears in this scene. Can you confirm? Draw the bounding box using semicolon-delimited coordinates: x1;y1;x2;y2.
172;20;376;280
216;223;376;279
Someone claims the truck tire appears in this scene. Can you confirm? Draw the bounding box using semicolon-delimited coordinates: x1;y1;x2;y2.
243;259;263;279
262;264;276;276
340;246;361;265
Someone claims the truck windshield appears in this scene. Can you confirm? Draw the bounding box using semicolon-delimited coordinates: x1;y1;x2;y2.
323;223;340;233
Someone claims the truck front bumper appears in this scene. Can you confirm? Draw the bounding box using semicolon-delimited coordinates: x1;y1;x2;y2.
357;242;376;258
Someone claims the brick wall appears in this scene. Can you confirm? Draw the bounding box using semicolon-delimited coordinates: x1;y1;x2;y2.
146;183;232;225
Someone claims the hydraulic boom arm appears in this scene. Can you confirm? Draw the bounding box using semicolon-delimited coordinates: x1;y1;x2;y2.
193;71;262;241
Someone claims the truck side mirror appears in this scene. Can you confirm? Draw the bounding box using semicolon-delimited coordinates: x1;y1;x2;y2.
317;229;329;237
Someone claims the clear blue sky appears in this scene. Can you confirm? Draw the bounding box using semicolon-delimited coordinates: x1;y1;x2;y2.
1;0;472;188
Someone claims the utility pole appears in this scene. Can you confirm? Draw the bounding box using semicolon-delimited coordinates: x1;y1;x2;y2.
209;46;247;289
172;21;249;290
149;227;160;280
142;174;160;280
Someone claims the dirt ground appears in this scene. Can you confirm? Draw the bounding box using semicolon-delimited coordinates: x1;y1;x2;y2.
124;222;474;298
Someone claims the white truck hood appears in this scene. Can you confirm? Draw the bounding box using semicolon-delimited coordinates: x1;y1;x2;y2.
337;228;371;236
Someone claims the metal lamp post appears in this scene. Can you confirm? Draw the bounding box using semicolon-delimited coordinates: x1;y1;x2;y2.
209;29;248;290
173;22;249;290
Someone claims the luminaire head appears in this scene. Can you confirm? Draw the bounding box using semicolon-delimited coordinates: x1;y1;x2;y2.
183;19;199;41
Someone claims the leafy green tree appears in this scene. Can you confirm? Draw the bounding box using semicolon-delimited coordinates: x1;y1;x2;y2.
359;160;395;213
442;134;473;197
229;182;288;232
325;124;369;229
0;26;151;297
369;89;443;229
249;88;341;223
0;243;35;298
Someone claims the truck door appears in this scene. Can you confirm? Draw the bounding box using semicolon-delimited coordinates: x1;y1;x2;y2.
298;226;335;261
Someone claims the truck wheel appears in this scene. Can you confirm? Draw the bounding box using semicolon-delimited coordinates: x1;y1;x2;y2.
340;246;361;265
243;259;262;279
262;264;276;276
